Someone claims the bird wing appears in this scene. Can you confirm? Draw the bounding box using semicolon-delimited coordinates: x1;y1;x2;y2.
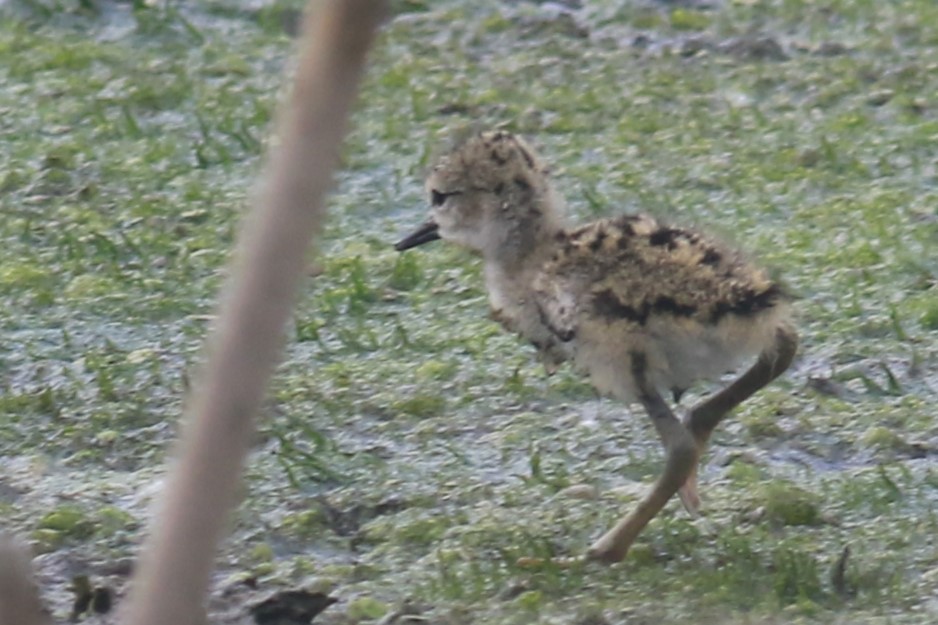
532;272;580;343
534;215;785;343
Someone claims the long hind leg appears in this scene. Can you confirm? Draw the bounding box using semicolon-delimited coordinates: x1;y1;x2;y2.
588;326;797;563
587;353;698;563
680;324;799;511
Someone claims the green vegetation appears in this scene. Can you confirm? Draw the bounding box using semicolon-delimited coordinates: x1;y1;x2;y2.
1;0;936;623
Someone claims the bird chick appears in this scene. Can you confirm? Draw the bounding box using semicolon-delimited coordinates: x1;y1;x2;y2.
394;130;797;563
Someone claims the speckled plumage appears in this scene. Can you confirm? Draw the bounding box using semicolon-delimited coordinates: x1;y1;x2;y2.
533;213;790;402
394;130;798;564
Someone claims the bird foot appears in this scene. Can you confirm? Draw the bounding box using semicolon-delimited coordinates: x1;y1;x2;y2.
585;531;629;564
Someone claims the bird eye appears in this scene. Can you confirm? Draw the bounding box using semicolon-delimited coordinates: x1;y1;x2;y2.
430;189;462;206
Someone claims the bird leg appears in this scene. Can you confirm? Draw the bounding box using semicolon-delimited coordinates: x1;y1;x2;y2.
588;327;797;564
587;353;698;563
679;324;799;511
649;418;702;515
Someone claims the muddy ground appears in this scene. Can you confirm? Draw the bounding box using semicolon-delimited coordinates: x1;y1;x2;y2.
1;0;937;623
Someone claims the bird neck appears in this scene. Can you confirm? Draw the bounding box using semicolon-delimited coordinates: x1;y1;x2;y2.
484;190;566;273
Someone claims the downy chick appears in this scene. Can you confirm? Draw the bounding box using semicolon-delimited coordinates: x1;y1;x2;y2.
394;130;797;563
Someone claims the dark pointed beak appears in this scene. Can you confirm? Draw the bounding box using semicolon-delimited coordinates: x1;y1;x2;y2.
394;220;440;251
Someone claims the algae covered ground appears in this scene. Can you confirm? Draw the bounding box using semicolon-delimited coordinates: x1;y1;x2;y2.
1;0;937;623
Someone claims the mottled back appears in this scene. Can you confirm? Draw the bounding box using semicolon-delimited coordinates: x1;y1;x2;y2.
534;214;783;340
530;213;789;399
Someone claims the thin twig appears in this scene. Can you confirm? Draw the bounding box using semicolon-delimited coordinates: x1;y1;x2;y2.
0;534;51;625
120;3;387;624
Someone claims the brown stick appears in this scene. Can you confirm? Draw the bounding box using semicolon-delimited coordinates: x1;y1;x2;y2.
0;534;51;625
121;3;386;625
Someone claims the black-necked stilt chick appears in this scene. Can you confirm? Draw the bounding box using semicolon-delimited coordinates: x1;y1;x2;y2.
394;130;797;563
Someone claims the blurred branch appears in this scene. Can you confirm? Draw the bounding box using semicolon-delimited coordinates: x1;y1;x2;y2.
0;534;51;625
120;2;387;625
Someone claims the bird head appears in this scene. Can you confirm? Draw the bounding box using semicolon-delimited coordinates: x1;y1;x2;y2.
395;131;561;261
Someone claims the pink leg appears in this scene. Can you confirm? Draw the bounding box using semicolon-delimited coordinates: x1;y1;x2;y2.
589;325;797;564
588;353;698;563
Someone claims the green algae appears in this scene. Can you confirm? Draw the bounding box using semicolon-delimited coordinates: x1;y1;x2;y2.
762;481;823;527
36;506;95;540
